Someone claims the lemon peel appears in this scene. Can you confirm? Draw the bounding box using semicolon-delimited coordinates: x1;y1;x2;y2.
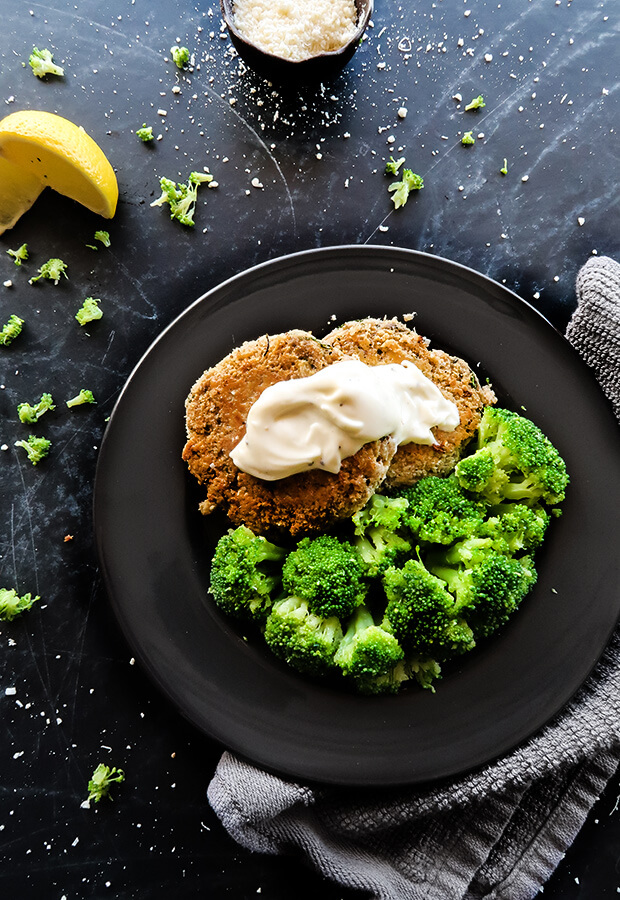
0;110;118;232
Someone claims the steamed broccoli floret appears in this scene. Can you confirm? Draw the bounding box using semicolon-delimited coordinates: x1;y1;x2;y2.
209;525;286;623
0;587;40;621
455;407;569;505
400;474;488;545
334;604;404;680
14;434;51;465
94;230;111;248
150;171;213;226
29;258;68;285
432;553;537;640
384;156;405;176
465;94;485;111
351;493;412;576
461;131;476;146
382;558;473;657
17;392;55;423
7;243;28;266
281;535;367;619
29;47;64;78
170;45;190;69
388;168;424;209
264;596;343;677
482;503;550;554
355;655;443;695
75;297;103;326
0;315;24;347
66;389;96;408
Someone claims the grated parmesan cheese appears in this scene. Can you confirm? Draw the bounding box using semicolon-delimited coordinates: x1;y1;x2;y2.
232;0;359;62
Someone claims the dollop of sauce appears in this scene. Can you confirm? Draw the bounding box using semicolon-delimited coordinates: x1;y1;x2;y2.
230;359;460;481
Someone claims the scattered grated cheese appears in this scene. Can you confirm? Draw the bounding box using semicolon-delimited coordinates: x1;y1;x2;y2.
232;0;359;62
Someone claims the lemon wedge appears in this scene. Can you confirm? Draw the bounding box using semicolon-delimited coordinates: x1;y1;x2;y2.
0;110;118;232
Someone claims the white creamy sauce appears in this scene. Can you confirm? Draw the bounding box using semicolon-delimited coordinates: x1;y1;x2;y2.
230;359;460;481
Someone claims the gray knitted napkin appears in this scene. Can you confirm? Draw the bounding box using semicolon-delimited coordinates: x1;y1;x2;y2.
208;256;620;900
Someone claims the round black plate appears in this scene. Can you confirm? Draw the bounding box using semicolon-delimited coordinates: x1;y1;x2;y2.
94;246;620;786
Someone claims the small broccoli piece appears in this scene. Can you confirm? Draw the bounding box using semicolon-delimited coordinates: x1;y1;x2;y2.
432;553;537;640
150;171;213;226
384;156;405;176
14;434;51;465
7;243;28;266
86;763;125;803
481;503;550;554
94;230;111;247
29;258;68;285
0;587;40;621
264;596;343;676
0;315;24;347
388;168;424;209
382;558;473;657
461;131;476;146
17;392;55;423
351;493;412;577
400;474;488;545
66;389;96;408
334;604;404;680
209;525;286;622
465;95;485;111
355;655;442;695
170;45;190;69
455;407;569;505
136;124;154;142
29;47;64;78
281;534;367;619
500;158;508;175
75;297;103;326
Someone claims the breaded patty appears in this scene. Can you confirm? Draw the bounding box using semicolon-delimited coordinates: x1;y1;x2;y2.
323;318;496;489
182;330;398;538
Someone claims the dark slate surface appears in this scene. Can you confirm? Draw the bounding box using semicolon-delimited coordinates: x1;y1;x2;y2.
0;0;619;897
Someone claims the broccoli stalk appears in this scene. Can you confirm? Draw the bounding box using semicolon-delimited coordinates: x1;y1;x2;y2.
209;525;286;622
455;407;569;505
465;95;485;111
0;587;40;621
14;434;51;465
28;47;64;78
17;392;55;423
0;315;24;347
66;389;96;408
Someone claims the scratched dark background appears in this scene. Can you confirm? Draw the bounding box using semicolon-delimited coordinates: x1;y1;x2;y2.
0;0;619;897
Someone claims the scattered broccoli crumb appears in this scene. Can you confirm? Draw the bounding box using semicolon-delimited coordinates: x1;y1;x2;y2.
75;297;103;326
136;124;154;142
17;393;55;423
86;764;125;803
461;131;476;146
15;434;51;465
0;315;24;346
94;230;111;248
465;95;485;111
66;389;96;408
150;170;214;226
170;45;190;69
384;156;405;176
500;158;508;175
29;258;68;285
7;244;28;266
388;169;424;209
0;587;40;621
28;47;64;78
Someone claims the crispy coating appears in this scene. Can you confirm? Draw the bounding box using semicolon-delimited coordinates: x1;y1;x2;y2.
323;318;496;489
182;329;398;538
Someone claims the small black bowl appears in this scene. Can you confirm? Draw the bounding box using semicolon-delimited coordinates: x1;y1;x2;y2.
220;0;374;82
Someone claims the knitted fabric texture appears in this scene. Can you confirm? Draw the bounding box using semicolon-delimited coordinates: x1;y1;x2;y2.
208;256;620;900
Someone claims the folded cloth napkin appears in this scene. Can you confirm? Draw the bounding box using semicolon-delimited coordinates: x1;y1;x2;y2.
208;256;620;900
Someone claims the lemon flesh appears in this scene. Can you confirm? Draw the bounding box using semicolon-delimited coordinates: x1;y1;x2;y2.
0;156;44;234
0;110;118;222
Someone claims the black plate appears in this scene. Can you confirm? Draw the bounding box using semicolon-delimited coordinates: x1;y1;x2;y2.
94;246;620;787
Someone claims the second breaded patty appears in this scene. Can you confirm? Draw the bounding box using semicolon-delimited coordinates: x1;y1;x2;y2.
182;329;398;538
323;317;496;488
